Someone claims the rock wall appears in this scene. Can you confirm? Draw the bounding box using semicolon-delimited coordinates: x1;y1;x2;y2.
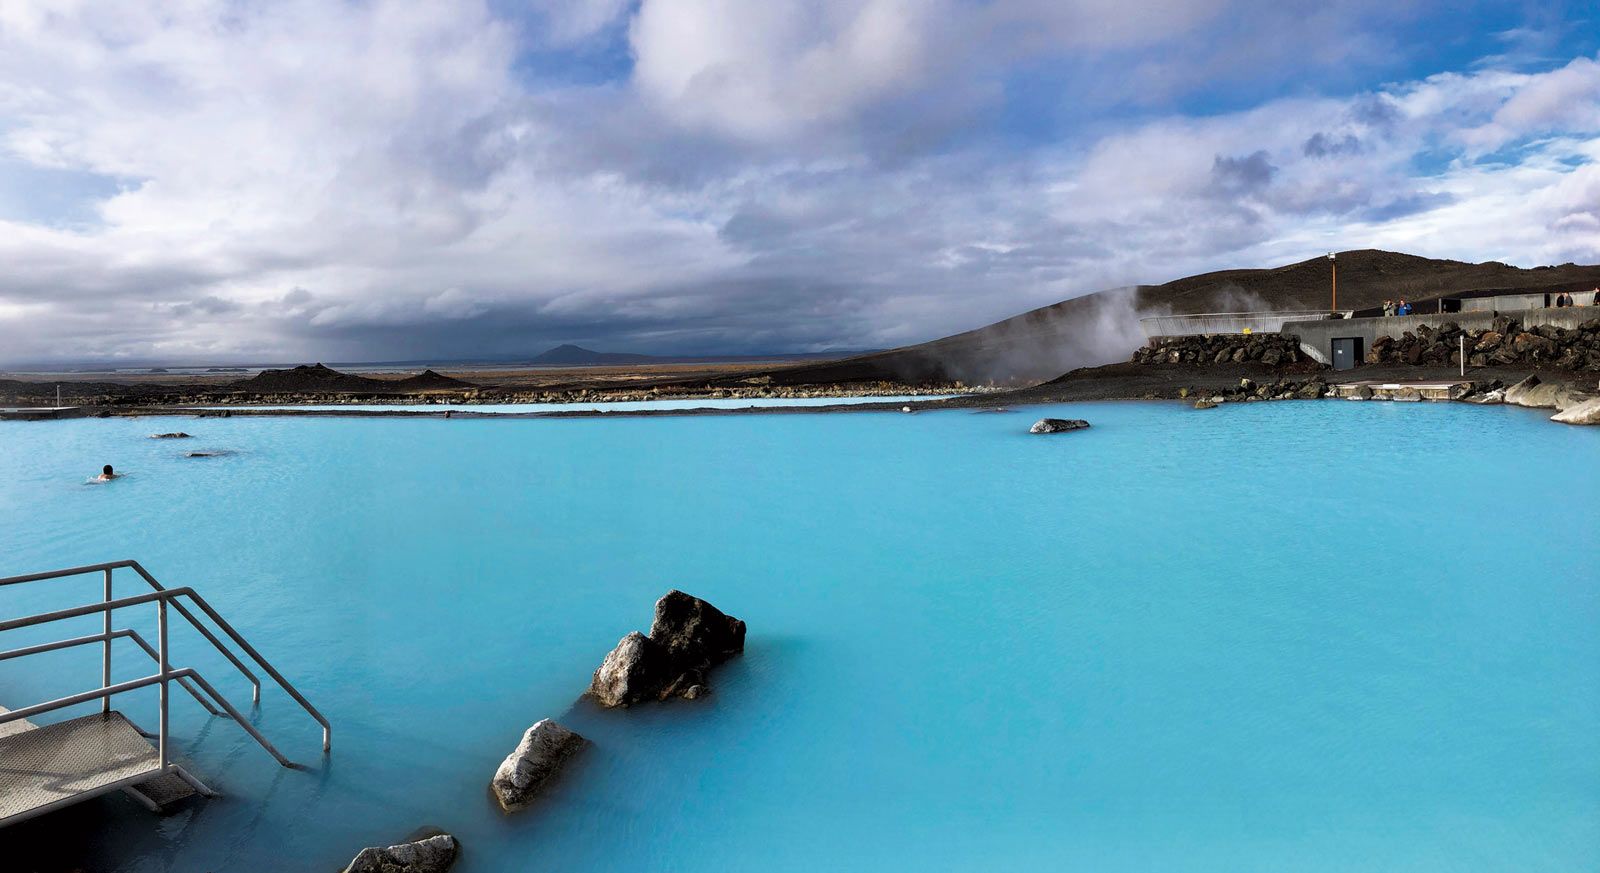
1132;333;1306;367
1369;316;1600;370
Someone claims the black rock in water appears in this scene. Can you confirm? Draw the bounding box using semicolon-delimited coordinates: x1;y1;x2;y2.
651;589;746;666
1029;418;1090;434
588;591;746;707
589;631;673;708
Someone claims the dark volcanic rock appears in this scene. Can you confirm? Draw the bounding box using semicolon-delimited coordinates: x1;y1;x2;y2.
343;834;459;873
149;432;191;439
589;632;673;708
1029;418;1090;434
1367;317;1600;371
1132;333;1307;369
588;591;746;707
650;589;747;672
393;369;474;391
491;719;587;812
234;363;385;393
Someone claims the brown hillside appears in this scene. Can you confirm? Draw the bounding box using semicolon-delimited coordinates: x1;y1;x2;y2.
748;250;1600;387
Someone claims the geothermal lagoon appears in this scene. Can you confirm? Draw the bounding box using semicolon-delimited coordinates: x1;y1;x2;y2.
1;400;1597;871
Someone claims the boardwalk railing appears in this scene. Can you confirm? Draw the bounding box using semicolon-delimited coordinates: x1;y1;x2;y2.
0;560;330;824
1139;310;1343;338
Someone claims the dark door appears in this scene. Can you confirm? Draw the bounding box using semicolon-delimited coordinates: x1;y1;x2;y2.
1331;337;1363;370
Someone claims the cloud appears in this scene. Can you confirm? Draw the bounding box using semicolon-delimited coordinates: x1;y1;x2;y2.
0;2;1597;365
1462;54;1600;149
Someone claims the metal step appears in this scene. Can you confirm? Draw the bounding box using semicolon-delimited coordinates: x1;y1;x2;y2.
124;769;204;811
0;711;162;826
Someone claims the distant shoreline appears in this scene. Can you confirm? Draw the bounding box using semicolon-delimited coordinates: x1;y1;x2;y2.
5;362;1595;423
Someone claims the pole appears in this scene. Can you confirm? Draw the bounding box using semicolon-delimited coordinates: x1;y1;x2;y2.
158;598;169;769
1460;335;1466;377
1331;260;1337;313
102;568;112;715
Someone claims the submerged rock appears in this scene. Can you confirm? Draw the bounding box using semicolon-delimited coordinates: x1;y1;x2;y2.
1552;397;1600;425
343;834;459;873
588;591;746;707
1029;418;1090;434
1193;399;1218;410
149;432;192;439
491;720;587;812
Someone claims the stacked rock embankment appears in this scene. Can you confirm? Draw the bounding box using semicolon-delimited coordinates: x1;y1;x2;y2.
1369;317;1600;370
1132;333;1307;367
1186;377;1333;406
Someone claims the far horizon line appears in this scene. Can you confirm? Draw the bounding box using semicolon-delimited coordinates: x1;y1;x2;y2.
0;345;884;373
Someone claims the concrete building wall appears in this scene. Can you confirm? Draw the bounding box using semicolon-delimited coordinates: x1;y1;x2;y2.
1281;307;1595;365
1460;292;1549;312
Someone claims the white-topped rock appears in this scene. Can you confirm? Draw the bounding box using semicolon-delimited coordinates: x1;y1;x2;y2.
1552;397;1600;425
491;719;586;812
343;834;459;873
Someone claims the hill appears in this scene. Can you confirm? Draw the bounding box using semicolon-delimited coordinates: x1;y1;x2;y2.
530;345;662;366
234;363;386;393
391;369;474;390
749;250;1600;386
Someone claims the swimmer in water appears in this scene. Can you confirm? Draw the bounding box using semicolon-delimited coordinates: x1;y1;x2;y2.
97;464;117;481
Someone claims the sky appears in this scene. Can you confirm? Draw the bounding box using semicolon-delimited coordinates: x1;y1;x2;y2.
1;1;1598;365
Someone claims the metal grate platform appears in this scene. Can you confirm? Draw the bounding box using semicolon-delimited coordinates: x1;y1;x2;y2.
0;711;160;825
1;561;332;830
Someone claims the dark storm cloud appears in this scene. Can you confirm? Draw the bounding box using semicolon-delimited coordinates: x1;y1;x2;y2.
1303;132;1366;157
1210;151;1278;192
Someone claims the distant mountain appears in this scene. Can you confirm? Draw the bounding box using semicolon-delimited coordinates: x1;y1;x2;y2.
750;250;1600;386
530;344;662;366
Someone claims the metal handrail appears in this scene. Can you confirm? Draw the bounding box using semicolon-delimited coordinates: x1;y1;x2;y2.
0;666;295;768
0;627;221;716
1139;310;1333;322
0;562;330;775
0;561;330;751
0;560;262;702
127;562;330;752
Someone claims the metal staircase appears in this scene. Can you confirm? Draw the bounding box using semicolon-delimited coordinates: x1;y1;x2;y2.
0;560;330;827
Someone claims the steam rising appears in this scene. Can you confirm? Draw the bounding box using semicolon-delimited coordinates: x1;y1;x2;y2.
870;286;1169;386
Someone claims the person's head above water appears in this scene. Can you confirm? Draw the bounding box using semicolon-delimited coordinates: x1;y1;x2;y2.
101;464;114;478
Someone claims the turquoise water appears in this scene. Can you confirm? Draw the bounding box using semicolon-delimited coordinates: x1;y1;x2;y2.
0;401;1597;872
